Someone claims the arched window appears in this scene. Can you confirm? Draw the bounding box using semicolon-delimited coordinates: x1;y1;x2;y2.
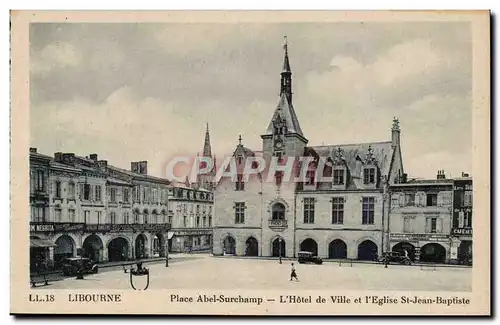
272;203;285;220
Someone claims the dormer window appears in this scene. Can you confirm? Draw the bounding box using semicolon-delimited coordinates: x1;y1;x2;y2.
331;148;347;186
333;168;345;185
362;145;378;185
363;167;376;184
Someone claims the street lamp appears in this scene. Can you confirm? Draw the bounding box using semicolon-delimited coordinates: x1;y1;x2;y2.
279;237;282;264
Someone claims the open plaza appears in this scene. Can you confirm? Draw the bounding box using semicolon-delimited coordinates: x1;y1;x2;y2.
36;254;471;292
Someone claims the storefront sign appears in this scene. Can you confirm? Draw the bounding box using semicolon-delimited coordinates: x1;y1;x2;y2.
85;223;171;233
452;228;473;236
390;233;410;241
54;223;85;232
174;230;212;236
29;223;55;232
390;233;449;242
30;222;171;233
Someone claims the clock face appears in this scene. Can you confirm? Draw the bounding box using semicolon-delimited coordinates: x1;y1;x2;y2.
276;141;283;148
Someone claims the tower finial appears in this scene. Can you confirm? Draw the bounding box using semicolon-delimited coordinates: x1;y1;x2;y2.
283;35;288;54
238;134;242;145
392;117;400;131
206;122;209;132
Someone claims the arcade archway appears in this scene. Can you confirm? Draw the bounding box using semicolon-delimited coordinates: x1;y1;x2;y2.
83;234;104;262
392;242;416;261
420;243;446;263
357;240;378;261
54;235;76;262
107;237;130;262
135;234;148;259
300;238;318;256
328;239;347;259
272;237;286;257
245;237;259;256
222;235;236;255
153;233;165;257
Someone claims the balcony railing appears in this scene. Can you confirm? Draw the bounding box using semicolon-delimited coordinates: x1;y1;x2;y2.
268;219;288;230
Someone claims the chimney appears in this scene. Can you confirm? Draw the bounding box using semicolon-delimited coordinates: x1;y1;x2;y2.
97;160;108;172
62;153;75;164
29;148;37;153
89;154;98;161
132;161;148;175
139;161;148;175
131;162;139;173
462;172;470;177
391;117;401;148
437;170;446;180
54;152;63;163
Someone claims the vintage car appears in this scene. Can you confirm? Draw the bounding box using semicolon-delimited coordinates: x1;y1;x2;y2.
297;251;323;265
378;251;412;265
61;257;99;276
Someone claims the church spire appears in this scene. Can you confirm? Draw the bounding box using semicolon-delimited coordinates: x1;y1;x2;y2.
280;36;293;104
282;36;291;73
203;122;212;157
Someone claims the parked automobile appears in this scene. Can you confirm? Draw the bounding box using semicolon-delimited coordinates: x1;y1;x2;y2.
61;257;99;276
297;251;323;264
378;251;412;265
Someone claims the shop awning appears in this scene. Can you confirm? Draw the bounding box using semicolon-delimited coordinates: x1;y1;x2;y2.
30;238;58;248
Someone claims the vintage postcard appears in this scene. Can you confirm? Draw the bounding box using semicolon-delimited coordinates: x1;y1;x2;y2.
10;10;490;315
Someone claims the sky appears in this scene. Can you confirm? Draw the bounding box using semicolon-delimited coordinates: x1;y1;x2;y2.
30;22;472;180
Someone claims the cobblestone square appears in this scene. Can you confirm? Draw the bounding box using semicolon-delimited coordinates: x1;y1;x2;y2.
39;255;471;292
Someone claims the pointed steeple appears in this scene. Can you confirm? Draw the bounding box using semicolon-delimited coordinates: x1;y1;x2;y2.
282;36;291;73
262;36;305;139
203;122;212;157
198;123;215;191
280;36;293;105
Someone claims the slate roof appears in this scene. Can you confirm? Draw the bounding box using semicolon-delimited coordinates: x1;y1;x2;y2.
107;177;134;186
49;161;82;172
106;165;170;184
264;93;304;137
29;151;53;160
307;141;394;179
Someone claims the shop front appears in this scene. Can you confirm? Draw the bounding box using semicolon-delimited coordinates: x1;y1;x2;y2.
169;229;212;253
390;233;451;263
451;227;473;265
29;235;57;273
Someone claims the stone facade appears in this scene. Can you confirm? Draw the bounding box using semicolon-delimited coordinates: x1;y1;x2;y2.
29;149;171;269
388;177;454;263
450;176;473;265
213;41;404;261
167;183;214;253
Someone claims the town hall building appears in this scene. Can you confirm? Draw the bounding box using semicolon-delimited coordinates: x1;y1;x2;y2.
213;40;405;260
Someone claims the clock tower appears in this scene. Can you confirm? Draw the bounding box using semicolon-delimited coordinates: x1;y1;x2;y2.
262;37;308;163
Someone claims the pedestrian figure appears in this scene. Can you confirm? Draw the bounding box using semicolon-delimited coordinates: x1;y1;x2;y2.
290;263;299;282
